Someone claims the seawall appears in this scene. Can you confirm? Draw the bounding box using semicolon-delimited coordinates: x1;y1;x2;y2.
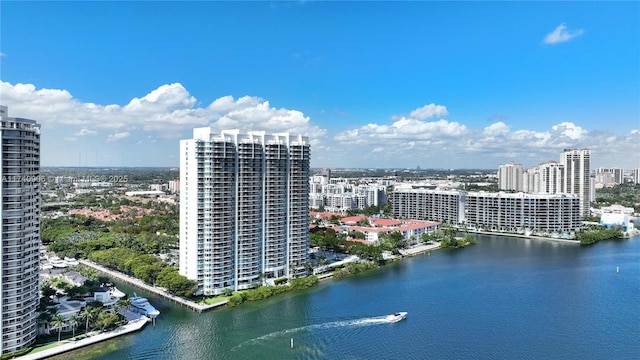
78;260;226;313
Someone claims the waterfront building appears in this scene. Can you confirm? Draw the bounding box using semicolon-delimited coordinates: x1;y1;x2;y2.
463;191;580;234
560;149;591;217
498;162;524;191
0;106;41;355
180;128;310;295
392;186;463;225
392;186;581;235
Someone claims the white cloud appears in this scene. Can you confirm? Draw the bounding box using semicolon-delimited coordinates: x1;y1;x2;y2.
3;81;636;169
335;116;467;143
0;80;326;142
106;132;130;142
544;23;584;45
551;122;586;140
408;103;449;120
483;122;510;136
74;128;97;136
333;102;639;169
0;52;5;57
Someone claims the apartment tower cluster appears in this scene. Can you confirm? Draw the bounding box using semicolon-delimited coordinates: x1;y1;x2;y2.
0;106;41;355
498;149;592;216
309;172;389;212
179;128;310;296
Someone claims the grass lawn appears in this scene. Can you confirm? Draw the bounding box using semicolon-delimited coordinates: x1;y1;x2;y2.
193;295;230;305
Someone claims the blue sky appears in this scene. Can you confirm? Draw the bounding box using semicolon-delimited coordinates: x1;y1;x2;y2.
1;1;638;170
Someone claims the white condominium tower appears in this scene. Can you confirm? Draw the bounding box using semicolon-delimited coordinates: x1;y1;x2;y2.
538;161;564;194
180;128;310;295
0;106;41;355
498;162;524;191
560;148;591;217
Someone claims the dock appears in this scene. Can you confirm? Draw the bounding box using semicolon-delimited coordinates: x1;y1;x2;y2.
18;315;148;360
78;260;227;313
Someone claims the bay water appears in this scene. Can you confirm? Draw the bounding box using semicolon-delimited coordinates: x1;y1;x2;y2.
50;235;639;359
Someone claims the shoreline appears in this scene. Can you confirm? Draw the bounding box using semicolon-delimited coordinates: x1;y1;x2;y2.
466;230;581;244
17;315;148;360
78;260;227;313
77;229;583;317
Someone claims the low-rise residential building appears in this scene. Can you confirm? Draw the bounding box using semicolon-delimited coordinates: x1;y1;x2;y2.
345;219;440;245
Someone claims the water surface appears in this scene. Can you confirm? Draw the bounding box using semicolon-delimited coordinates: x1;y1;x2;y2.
51;235;640;360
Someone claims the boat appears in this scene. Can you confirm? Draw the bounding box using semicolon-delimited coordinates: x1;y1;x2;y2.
130;293;160;318
386;312;407;322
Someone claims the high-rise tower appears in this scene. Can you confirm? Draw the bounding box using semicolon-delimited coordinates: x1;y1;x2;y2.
538;161;565;194
498;162;524;191
179;128;310;295
560;149;591;217
0;106;41;355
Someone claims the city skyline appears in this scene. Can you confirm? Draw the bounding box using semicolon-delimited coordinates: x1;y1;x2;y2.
1;1;638;169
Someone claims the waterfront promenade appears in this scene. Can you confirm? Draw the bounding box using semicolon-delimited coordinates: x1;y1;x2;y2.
399;242;441;256
466;230;581;244
18;316;148;360
78;260;227;313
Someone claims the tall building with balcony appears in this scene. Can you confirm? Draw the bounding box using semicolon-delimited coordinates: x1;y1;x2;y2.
179;128;310;295
560;149;591;217
0;106;40;355
498;162;524;191
633;169;640;184
538;161;565;194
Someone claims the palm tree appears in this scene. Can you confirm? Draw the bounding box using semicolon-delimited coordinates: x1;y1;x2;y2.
50;314;66;342
69;314;79;339
114;298;131;316
37;311;53;335
80;306;99;335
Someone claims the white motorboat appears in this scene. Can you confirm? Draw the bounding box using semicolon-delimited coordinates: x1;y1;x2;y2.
130;293;160;318
386;312;407;323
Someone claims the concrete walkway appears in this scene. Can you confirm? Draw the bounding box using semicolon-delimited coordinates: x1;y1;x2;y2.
400;242;441;256
78;260;227;312
18;316;148;360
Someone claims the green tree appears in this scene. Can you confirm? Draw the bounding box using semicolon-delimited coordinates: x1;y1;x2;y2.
50;314;66;342
69;314;79;339
96;310;121;331
41;283;58;298
80;306;99;335
156;267;197;297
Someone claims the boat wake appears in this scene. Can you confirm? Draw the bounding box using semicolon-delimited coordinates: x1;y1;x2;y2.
229;315;397;354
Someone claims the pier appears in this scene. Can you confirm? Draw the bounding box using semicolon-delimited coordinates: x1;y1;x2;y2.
18;316;148;360
78;260;227;313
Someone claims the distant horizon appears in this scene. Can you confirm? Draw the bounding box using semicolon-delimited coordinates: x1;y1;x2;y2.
2;2;638;169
